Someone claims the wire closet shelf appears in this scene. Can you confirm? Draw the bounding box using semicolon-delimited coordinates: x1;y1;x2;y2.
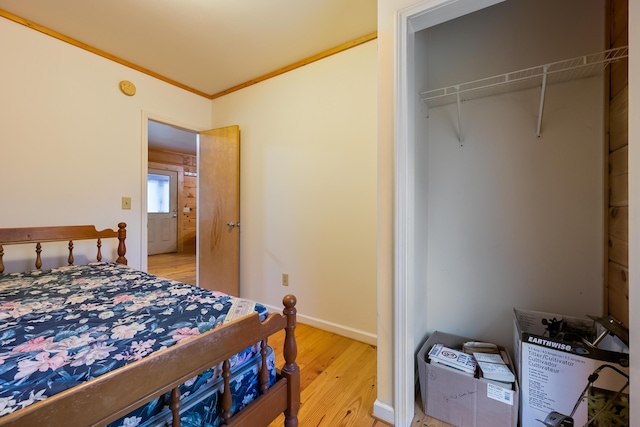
419;46;628;109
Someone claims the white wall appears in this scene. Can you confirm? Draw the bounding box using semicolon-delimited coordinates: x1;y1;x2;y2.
377;0;421;420
0;18;212;269
422;79;604;349
421;0;605;92
210;41;378;344
414;0;605;351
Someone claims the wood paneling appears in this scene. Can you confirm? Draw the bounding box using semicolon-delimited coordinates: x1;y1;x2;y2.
149;150;197;253
609;88;628;152
608;235;628;266
149;150;194;166
606;0;628;327
611;0;628;48
609;173;629;206
609;207;629;265
610;60;628;99
608;261;629;324
609;145;628;176
608;207;629;273
609;207;628;239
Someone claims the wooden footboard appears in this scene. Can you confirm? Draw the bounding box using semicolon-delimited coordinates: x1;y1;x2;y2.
0;295;300;427
0;223;299;427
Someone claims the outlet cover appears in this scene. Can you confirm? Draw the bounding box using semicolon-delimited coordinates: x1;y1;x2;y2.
122;197;131;210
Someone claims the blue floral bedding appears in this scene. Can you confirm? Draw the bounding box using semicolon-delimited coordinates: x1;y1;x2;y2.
113;347;276;427
0;262;271;424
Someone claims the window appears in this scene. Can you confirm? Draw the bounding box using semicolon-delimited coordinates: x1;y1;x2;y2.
147;173;170;213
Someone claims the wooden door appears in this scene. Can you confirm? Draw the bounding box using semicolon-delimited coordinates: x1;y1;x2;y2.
198;125;240;295
147;168;178;255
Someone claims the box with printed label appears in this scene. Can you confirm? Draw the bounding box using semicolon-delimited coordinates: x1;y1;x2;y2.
513;308;630;427
417;331;519;427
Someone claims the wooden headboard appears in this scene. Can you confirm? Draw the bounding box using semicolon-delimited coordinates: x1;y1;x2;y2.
0;222;127;274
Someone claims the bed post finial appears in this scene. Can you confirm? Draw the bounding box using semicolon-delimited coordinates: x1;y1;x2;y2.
35;242;42;270
68;240;75;265
116;222;127;265
282;294;300;427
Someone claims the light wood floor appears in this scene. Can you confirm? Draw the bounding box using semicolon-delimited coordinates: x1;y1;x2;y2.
148;252;197;285
147;252;451;427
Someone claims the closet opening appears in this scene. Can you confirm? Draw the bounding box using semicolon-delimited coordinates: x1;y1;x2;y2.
393;0;628;424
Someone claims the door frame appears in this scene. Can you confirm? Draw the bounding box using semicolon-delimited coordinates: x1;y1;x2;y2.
140;111;204;273
393;1;505;425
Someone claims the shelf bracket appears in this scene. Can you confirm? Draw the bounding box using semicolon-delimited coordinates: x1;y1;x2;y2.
536;65;549;138
456;86;463;145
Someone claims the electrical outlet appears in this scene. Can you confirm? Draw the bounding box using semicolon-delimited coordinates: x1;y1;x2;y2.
282;273;289;287
122;197;131;210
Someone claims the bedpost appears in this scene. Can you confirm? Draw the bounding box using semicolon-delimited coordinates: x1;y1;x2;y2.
282;294;300;427
221;360;233;423
35;243;42;270
96;238;103;262
68;240;74;265
259;338;270;394
169;388;182;427
0;245;4;274
116;222;127;265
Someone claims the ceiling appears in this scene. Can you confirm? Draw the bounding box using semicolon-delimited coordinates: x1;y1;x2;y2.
148;120;199;156
0;0;377;96
0;1;377;156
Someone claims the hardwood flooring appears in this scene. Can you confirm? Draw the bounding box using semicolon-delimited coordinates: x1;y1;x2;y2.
147;252;197;285
147;252;451;427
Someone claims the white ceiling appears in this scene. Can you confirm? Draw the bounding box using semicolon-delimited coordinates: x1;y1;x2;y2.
0;1;376;155
0;0;377;96
148;120;199;156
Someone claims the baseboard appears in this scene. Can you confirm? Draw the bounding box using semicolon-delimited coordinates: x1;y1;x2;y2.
373;399;395;424
262;304;377;346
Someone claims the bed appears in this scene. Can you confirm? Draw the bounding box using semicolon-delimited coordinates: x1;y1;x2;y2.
0;222;300;427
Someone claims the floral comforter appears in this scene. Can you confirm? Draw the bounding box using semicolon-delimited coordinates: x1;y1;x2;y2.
0;262;268;420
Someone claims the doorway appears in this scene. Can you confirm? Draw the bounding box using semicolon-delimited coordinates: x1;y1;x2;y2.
146;119;198;282
393;0;616;424
143;118;241;296
393;1;507;424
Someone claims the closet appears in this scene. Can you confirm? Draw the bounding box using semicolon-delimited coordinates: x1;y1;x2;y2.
411;0;628;351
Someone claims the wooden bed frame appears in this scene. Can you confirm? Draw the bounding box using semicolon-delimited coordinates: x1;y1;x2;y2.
0;223;300;427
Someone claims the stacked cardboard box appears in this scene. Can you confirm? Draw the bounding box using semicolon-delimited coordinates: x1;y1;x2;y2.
513;309;629;427
417;331;519;427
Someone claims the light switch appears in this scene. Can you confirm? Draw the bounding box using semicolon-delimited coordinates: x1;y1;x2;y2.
122;197;131;210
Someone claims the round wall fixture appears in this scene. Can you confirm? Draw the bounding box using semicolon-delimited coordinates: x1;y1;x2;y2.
119;80;136;96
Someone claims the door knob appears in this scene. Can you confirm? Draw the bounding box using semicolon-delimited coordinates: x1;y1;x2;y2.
227;221;239;231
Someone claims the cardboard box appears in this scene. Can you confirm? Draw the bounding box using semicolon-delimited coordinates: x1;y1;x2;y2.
417;331;519;427
513;308;630;427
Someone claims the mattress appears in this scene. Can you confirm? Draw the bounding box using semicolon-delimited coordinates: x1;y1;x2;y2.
0;262;271;422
